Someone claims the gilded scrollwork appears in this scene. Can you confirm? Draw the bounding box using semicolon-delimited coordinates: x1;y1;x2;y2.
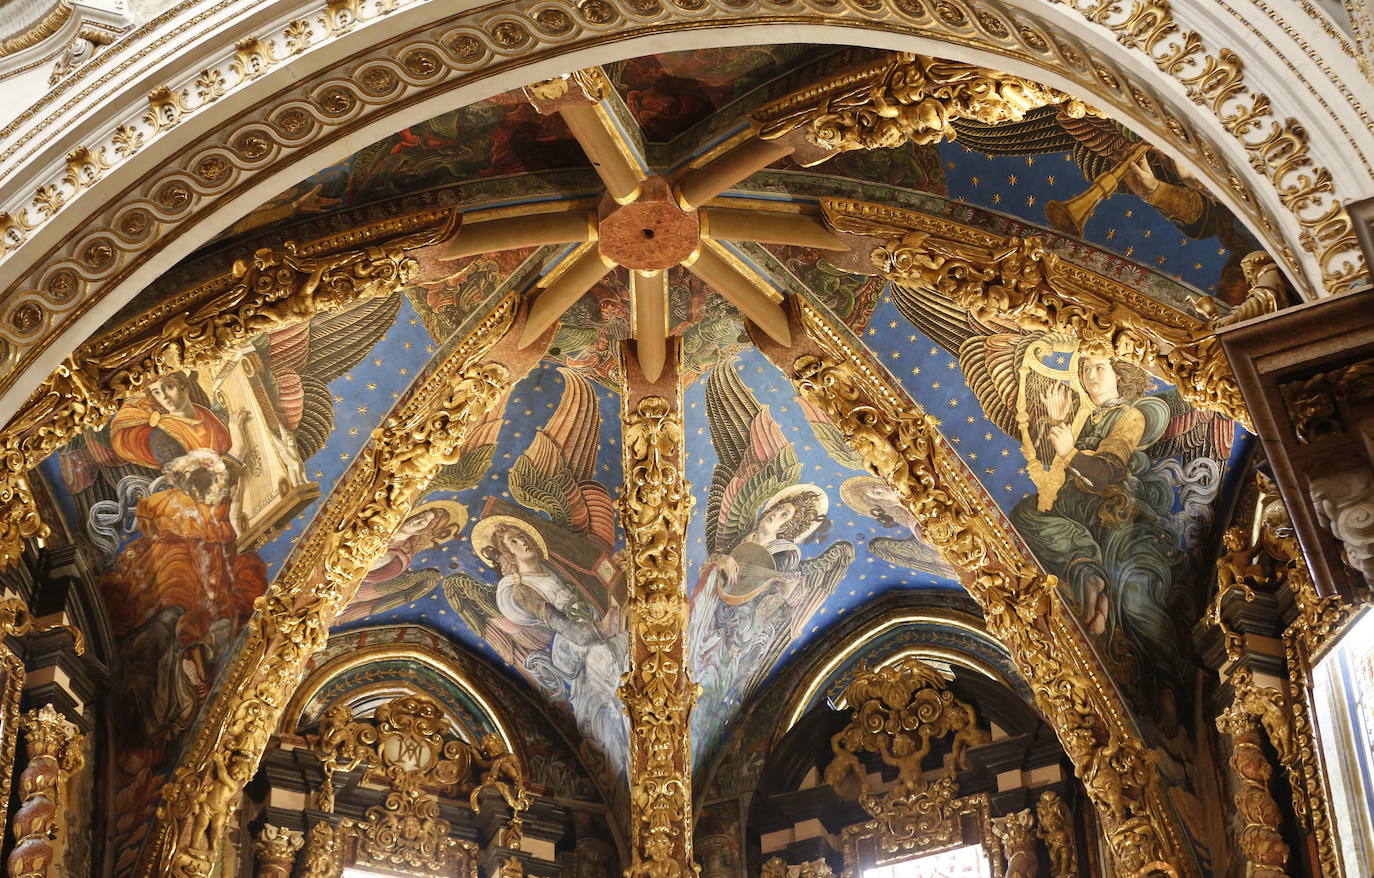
253;824;304;878
617;358;698;878
753;52;1088;154
825;658;985;857
752;295;1189;877
820;197;1264;430
298;822;344;878
0;216;450;569
143;293;525;878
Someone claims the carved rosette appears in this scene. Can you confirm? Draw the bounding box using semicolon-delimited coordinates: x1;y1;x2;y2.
8;705;83;878
253;824;304;878
757;297;1188;877
0;218;449;568
818;197;1261;430
990;809;1037;878
752;53;1082;154
1035;791;1078;878
617;377;698;878
146;295;525;878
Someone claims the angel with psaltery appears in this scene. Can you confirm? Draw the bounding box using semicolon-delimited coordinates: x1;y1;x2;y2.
688;360;854;708
892;285;1233;688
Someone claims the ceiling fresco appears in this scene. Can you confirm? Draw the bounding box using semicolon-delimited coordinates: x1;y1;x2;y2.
28;44;1266;864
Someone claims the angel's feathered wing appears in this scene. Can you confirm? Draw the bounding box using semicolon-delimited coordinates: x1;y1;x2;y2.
1148;387;1235;465
951;106;1143;182
509;368;615;550
441;570;501;636
795;396;866;472
366;567;443;616
790;540;856;637
704;361;801;556
264;293;404;461
869;535;950;575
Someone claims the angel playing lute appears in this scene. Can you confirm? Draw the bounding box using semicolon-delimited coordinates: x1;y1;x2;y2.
688;359;853;708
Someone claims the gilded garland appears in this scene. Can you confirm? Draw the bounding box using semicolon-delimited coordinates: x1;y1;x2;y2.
617;349;698;878
750;296;1190;877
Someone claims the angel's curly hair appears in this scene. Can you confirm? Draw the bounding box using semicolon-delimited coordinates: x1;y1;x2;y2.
484;522;546;576
774;489;830;543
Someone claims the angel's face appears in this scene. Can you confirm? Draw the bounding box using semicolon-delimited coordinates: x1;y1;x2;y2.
863;482;900;507
399;509;439;536
757;502;796;538
148;377;191;415
1079;357;1119;405
502;530;540;563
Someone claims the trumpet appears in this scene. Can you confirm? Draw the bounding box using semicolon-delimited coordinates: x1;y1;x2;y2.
1044;142;1152;237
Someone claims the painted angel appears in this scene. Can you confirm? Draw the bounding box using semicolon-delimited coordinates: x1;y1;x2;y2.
893;285;1233;684
688;360;854;703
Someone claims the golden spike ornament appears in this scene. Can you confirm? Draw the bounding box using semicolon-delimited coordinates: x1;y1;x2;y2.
617;340;699;878
142;291;544;878
751;52;1086;156
0;214;452;569
820;198;1272;430
748;296;1190;878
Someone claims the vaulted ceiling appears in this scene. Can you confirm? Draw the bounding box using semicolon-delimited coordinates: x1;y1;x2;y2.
32;44;1258;838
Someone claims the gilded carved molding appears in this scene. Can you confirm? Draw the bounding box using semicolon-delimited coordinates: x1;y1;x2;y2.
617;341;698;878
0;0;1356;430
749;295;1191;878
0;212;451;568
142;291;538;878
253;824;304;878
753;52;1087;152
820;197;1268;430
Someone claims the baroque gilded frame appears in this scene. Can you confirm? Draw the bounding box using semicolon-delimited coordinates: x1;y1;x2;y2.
839;794;1002;878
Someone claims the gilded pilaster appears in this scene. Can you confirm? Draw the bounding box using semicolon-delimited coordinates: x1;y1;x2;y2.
0;215;451;568
142;292;553;878
748;296;1190;877
8;705;82;878
617;339;699;878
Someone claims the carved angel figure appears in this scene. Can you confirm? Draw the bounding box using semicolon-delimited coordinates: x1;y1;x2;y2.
893;285;1234;694
688;360;854;716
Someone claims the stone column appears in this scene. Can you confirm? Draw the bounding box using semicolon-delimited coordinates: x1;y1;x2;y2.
253;824;304;878
7;705;82;878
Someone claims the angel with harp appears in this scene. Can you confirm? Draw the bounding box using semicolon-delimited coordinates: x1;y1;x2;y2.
893;285;1233;688
688;360;854;707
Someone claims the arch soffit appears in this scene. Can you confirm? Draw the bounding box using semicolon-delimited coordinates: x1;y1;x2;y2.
282;639;524;762
0;0;1370;422
772;605;1022;748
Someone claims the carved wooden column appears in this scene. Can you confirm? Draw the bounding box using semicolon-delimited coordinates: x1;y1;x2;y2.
1035;791;1078;878
8;705;82;878
253;824;303;878
617;338;698;878
991;809;1037;878
146;293;558;878
748;296;1190;877
1216;668;1295;878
